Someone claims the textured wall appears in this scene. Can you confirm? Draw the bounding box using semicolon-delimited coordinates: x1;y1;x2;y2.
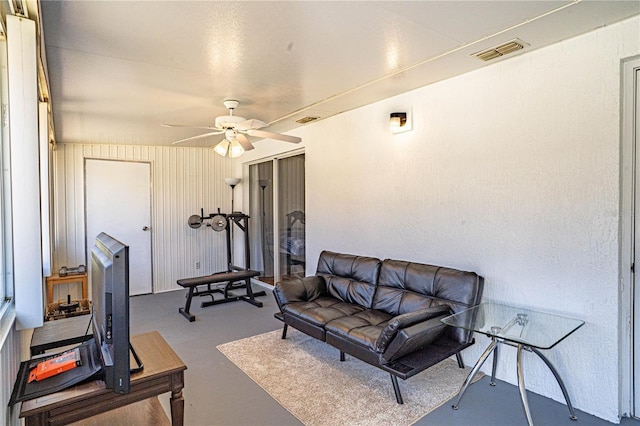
239;16;640;423
53;144;233;297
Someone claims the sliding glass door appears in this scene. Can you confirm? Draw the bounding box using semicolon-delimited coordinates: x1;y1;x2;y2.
249;153;305;285
277;155;305;281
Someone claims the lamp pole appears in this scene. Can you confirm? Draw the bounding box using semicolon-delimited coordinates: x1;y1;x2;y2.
225;178;241;268
259;179;270;277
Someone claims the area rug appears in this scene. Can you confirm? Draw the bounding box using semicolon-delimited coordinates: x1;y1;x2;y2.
217;328;482;426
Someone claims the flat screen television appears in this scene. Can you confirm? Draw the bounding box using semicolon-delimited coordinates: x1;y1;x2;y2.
90;232;132;394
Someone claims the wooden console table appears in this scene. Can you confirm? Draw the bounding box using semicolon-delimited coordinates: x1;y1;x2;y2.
20;331;186;426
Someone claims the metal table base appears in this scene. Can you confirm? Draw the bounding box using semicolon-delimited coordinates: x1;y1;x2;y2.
451;336;578;426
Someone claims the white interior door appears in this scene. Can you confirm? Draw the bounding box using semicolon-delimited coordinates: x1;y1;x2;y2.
85;159;152;295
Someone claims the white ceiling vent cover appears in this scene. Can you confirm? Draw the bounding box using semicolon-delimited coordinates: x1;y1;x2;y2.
474;39;529;62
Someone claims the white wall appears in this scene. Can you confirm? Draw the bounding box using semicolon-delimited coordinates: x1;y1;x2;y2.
239;16;640;423
53;144;233;295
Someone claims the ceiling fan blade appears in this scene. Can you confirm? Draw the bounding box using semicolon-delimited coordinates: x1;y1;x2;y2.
247;129;302;144
235;119;267;131
236;133;255;151
171;131;222;144
162;123;221;131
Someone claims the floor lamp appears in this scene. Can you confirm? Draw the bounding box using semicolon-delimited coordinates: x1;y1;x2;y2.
259;179;270;278
225;178;241;267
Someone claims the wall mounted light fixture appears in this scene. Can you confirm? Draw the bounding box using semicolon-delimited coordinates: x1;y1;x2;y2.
390;112;406;129
390;110;412;134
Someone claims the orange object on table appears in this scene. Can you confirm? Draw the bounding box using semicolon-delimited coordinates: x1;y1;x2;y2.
28;348;81;383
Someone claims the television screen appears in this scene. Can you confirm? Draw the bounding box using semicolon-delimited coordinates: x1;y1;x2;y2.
91;232;131;394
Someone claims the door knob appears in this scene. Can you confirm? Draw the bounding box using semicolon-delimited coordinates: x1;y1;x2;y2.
142;226;150;231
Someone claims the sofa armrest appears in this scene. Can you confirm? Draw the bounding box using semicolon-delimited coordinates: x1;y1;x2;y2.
273;276;327;309
374;305;451;354
380;314;450;363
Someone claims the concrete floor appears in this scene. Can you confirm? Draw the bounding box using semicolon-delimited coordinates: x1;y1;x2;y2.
129;287;637;426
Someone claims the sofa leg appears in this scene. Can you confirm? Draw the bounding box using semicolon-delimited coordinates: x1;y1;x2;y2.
455;352;464;368
340;351;345;362
281;324;288;339
390;374;404;404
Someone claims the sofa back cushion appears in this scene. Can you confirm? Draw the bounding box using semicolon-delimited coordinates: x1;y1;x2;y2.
316;251;381;308
373;259;484;343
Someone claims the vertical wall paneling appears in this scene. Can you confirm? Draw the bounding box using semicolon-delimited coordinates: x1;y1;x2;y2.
0;309;20;426
53;144;232;297
7;16;43;329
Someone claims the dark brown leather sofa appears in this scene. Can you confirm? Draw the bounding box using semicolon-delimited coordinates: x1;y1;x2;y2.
273;250;484;404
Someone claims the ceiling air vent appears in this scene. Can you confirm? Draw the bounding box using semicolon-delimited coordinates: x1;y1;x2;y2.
474;39;528;62
296;116;320;124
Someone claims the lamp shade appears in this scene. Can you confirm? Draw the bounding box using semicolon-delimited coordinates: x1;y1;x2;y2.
225;177;241;187
213;139;230;156
228;140;245;158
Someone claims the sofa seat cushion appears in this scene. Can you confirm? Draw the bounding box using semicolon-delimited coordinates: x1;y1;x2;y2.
325;309;393;350
283;296;366;328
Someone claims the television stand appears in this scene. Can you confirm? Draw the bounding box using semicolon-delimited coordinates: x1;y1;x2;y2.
130;342;144;374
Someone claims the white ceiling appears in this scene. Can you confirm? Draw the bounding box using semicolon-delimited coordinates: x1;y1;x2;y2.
38;1;640;148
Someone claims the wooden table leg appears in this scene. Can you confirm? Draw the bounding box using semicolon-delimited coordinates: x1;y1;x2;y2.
47;282;54;305
25;411;47;426
170;389;184;426
170;370;185;426
81;275;88;300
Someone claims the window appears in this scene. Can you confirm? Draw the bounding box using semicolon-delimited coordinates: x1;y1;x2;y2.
0;33;8;313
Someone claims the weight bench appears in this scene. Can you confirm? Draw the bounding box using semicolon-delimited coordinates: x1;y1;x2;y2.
177;269;264;322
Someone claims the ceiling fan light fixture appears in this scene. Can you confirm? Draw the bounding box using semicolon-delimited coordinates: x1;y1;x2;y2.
228;140;245;158
225;129;238;142
213;139;230;156
166;100;303;147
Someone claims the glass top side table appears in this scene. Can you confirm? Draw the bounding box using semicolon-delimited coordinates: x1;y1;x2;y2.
441;303;585;426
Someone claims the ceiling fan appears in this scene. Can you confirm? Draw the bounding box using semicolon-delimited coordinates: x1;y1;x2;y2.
162;100;302;157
